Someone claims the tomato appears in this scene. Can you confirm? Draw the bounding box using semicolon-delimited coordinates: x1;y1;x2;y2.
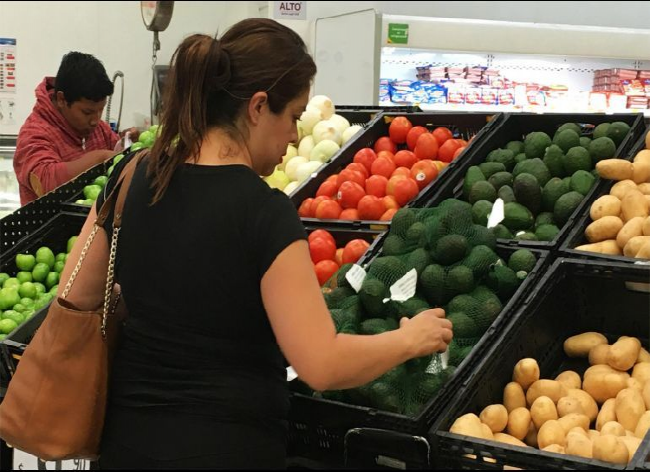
414;133;439;161
315;199;342;219
339;208;360;220
432;127;453;146
383;195;399;211
391;167;411;178
390;178;419;206
393;150;418;169
365;175;388;198
346;162;369;179
314;260;340;285
388;116;413;144
386;175;407;195
438;139;463;163
342;239;370;265
309;196;331;216
374;136;397;154
410;160;439;190
299;198;314;218
308;229;336;246
353;148;377;173
325;174;339;184
337;181;366;209
309;237;336;264
376;150;395;163
335;248;344;267
336;169;365;189
316;180;337;198
380;208;398;221
357;195;386;220
406;126;428;151
370;157;396;179
452;146;467;160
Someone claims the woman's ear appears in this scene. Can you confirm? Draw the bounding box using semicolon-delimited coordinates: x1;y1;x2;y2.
247;92;269;126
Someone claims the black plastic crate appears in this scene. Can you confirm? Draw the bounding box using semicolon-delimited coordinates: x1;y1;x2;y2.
286;245;550;467
336;105;423;113
429;258;650;470
420;113;646;250
561;130;650;265
0;212;86;387
291;112;502;226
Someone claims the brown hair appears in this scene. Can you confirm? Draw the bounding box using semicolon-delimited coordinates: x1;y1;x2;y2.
148;18;316;204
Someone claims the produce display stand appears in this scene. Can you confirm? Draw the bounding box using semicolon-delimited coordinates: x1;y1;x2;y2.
419;113;646;250
429;258;650;470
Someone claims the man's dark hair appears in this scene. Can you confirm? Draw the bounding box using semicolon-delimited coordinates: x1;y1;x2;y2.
54;52;114;104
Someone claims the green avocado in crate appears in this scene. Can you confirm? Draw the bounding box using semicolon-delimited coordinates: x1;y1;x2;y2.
310;200;539;417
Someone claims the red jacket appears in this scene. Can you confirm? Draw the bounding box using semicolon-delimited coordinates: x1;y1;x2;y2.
13;77;119;205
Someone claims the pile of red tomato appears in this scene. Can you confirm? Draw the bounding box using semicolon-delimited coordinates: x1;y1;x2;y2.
308;230;370;285
298;116;470;221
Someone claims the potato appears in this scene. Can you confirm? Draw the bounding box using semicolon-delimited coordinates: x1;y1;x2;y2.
524;421;538;447
507;407;531;440
583;372;630;403
592;435;629;464
597;160;634;181
567;389;599;422
555;371;582;390
558;413;590;434
590;195;621;221
564;333;608;358
585;216;624;243
530;396;558;430
601;421;626;437
644;382;650;410
596;399;617;431
624;235;650;257
633;160;650;184
630;361;648;384
589;344;611;365
639;348;650;363
480;404;508;433
615;388;645;432
541;444;565;454
568;426;589;438
635;149;650;164
450;413;486;439
481;423;494;440
493;433;528;448
503;382;527;413
616;217;645;249
575;242;604;254
621;191;649;222
627;378;643;391
526;380;568;405
566;432;593;458
585;364;627;378
643;217;650;237
608;337;642;371
538;420;566;449
635;411;650;439
611;180;638;200
638;183;650;195
636;241;650;259
618;436;642;460
588;429;601;440
557;396;584;417
513;358;540;390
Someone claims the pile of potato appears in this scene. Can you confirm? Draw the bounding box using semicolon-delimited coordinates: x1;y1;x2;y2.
449;332;650;465
577;142;650;258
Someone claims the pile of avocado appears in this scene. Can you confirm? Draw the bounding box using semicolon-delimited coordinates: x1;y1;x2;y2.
463;121;629;241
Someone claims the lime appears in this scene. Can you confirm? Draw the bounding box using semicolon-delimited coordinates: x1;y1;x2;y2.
18;282;37;300
149;124;159;136
55;252;67;262
75;199;86;204
23;309;35;320
0;334;6;341
36;247;55;270
83;184;102;201
38;293;53;305
3;278;20;289
130;142;145;152
0;288;20;310
45;272;60;289
113;154;124;165
15;254;36;271
0;273;9;286
16;271;33;284
20;298;35;308
49;285;59;296
32;263;50;283
33;283;46;295
2;310;24;325
54;261;65;274
67;236;78;253
107;165;115;176
12;303;26;313
93;175;109;188
0;318;18;335
138;130;155;147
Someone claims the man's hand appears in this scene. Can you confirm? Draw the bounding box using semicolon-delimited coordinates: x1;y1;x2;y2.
120;127;140;142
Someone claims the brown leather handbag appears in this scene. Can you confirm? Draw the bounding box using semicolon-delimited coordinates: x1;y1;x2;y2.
0;154;142;461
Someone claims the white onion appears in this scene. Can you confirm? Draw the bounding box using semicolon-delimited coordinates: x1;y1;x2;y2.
312;120;342;146
310;140;340;163
308;95;335;120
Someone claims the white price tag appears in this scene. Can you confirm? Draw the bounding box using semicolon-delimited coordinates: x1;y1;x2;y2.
345;264;367;293
384;269;418;303
13;449;91;470
487;198;505;228
286;366;298;381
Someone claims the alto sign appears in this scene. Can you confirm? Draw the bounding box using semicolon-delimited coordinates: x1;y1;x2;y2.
273;1;306;20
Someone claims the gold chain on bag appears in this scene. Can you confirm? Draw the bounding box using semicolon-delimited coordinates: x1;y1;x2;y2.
62;225;100;298
101;227;121;339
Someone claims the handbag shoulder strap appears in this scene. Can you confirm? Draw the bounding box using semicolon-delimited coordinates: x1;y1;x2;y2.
96;150;145;227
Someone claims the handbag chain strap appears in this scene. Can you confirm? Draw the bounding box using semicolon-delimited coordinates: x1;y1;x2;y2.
61;224;100;298
101;227;121;339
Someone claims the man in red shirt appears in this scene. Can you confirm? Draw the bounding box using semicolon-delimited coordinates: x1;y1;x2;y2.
13;52;136;205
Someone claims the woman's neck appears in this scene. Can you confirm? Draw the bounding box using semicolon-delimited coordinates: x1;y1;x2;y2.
190;128;253;169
